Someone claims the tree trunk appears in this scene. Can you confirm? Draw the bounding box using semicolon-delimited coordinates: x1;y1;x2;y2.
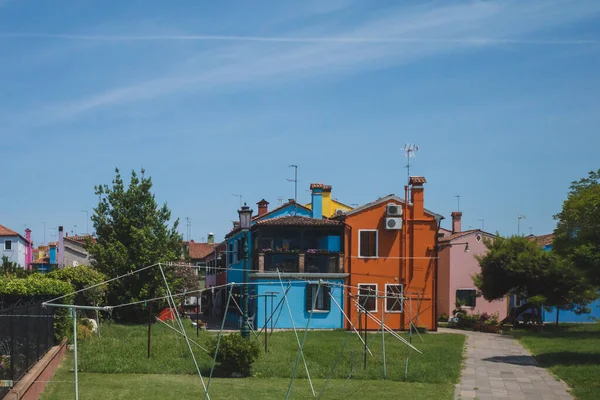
555;307;560;328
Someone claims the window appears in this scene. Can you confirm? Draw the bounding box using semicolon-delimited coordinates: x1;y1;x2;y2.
228;243;234;264
359;230;378;258
385;284;403;312
233;240;238;263
305;284;331;312
358;284;377;312
456;289;477;308
4;240;12;250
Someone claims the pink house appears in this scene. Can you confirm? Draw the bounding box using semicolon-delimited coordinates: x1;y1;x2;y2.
437;212;507;320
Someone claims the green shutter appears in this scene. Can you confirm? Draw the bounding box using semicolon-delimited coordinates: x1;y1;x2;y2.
323;286;331;311
306;284;313;311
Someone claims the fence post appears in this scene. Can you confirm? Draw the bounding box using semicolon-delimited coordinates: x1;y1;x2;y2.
37;303;41;362
25;304;29;371
10;306;15;382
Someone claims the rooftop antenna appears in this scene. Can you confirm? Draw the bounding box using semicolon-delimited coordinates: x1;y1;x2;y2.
185;217;192;242
455;194;461;211
38;222;47;244
404;144;419;184
529;226;533;236
477;219;484;231
277;197;284;207
517;214;526;236
287;165;298;215
81;210;89;234
232;194;243;207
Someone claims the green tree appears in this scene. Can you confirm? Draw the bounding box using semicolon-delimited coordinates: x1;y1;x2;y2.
87;168;184;320
553;169;600;287
473;235;596;325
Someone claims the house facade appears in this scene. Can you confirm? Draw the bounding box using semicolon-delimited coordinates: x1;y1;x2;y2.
339;177;442;331
437;212;507;320
58;228;94;267
224;185;347;329
304;184;353;217
0;224;32;268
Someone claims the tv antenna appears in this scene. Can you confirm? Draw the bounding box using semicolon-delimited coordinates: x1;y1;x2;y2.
185;217;192;241
528;226;533;236
232;194;243;207
517;214;526;236
277;197;284;207
455;194;461;211
287;165;298;215
477;219;484;231
404;144;419;183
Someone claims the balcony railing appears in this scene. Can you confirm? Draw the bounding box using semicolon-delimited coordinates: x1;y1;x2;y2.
254;251;344;274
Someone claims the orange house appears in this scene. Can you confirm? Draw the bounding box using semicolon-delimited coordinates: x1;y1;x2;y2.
339;177;443;331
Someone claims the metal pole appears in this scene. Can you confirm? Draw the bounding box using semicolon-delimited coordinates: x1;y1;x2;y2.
363;309;367;369
241;231;250;339
72;308;79;400
196;296;200;337
270;293;274;334
147;302;153;358
381;298;387;379
264;295;268;352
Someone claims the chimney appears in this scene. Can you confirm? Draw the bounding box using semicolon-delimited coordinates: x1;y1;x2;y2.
322;185;333;217
409;176;426;219
257;199;269;217
58;226;64;268
310;183;325;219
49;243;57;265
233;221;240;229
207;233;215;244
451;212;462;234
25;228;32;269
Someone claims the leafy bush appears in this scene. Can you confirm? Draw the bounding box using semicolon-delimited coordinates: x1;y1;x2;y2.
0;274;74;340
485;312;499;326
438;313;449;322
48;266;107;307
207;334;260;377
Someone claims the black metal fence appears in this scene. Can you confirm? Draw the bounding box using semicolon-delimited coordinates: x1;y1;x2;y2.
0;302;55;398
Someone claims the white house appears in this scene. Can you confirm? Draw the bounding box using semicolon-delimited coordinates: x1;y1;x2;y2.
1;224;31;267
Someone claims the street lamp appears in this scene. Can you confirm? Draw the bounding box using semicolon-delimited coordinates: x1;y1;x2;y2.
238;203;253;339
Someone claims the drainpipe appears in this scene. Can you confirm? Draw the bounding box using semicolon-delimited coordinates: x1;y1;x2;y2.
433;216;444;332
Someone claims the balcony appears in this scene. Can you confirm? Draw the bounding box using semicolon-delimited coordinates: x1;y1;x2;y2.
254;251;344;274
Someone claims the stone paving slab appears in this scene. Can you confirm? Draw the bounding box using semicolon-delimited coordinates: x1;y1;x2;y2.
439;329;573;400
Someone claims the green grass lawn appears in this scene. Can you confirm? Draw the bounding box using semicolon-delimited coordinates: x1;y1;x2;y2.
508;323;600;400
41;354;454;400
76;323;464;383
38;323;465;399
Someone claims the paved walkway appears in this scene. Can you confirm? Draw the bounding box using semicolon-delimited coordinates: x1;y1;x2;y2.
439;329;572;400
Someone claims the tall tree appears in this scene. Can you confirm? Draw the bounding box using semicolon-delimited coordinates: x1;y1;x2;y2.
553;169;600;287
87;168;184;320
474;235;596;325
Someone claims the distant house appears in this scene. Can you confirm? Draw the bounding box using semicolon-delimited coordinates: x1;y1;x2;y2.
526;233;600;324
304;184;353;217
59;228;95;267
0;224;32;268
437;212;506;320
338;177;442;331
31;243;58;273
186;236;218;276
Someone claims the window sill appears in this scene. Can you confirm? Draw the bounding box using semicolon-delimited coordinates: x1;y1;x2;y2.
358;256;378;259
310;310;330;314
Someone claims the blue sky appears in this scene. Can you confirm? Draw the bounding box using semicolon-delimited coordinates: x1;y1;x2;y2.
1;0;599;246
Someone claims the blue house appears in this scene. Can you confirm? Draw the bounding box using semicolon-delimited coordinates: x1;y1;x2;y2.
510;234;600;323
224;184;348;330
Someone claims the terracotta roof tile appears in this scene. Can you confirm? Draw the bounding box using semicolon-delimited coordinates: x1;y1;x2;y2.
0;224;19;236
309;183;332;192
65;235;96;245
409;176;427;185
252;216;343;227
528;233;554;247
439;229;494;242
188;242;217;260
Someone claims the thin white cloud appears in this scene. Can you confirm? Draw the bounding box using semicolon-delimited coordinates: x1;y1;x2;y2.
11;0;600;125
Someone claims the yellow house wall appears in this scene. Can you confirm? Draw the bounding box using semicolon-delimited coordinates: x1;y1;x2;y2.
305;192;353;217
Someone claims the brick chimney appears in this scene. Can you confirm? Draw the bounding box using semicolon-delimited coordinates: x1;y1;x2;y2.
58;226;64;268
409;176;427;219
257;199;269;217
207;233;215;244
451;212;462;233
25;228;32;269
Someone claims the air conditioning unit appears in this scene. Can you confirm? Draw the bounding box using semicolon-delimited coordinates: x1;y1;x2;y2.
385;217;402;230
386;203;402;217
335;209;345;216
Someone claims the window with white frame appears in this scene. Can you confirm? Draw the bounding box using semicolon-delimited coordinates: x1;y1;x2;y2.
385;284;403;312
456;289;477;308
359;230;378;258
305;284;331;312
4;240;12;250
357;284;377;312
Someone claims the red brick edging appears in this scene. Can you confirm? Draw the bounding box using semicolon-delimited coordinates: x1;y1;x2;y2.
5;339;67;400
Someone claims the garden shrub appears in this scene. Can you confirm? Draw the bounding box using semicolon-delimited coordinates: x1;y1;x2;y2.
48;266;107;307
438;313;449;322
207;333;260;377
0;274;74;340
